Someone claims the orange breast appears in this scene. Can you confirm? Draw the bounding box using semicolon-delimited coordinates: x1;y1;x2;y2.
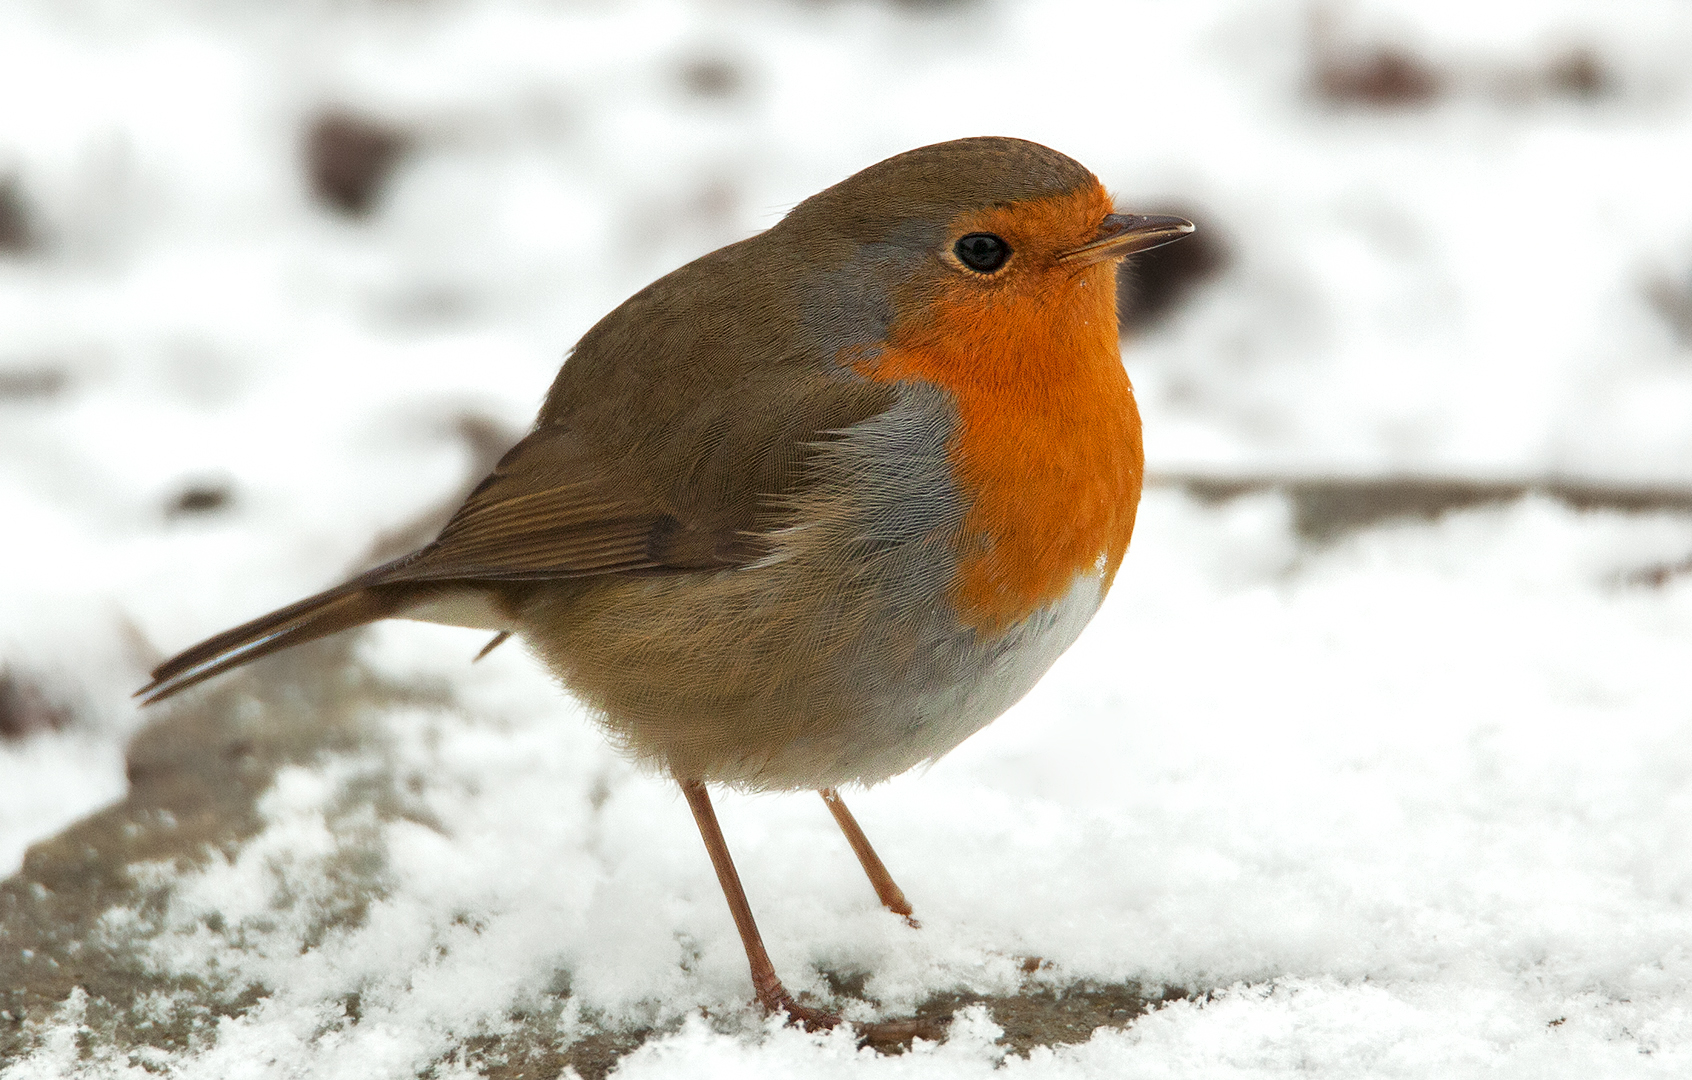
856;192;1144;633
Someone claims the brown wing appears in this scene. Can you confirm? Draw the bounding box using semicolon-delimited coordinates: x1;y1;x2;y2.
140;220;903;704
379;426;674;582
136;380;892;705
383;372;899;584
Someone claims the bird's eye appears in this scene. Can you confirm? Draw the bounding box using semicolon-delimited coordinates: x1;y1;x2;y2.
954;233;1010;274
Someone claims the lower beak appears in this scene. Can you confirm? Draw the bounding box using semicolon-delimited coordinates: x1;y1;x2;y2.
1059;213;1195;268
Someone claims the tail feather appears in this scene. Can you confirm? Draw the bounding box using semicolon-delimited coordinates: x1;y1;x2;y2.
137;572;409;705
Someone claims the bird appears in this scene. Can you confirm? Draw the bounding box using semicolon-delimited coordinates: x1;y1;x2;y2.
138;136;1194;1038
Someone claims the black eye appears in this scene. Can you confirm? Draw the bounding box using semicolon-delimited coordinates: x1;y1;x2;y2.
954;233;1010;274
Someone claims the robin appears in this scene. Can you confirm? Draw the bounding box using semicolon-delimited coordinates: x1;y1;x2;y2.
138;136;1193;1037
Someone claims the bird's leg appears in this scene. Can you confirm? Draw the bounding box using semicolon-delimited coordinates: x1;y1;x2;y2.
680;778;836;1030
681;779;948;1044
819;788;920;928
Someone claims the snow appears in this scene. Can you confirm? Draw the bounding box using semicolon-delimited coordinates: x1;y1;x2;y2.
5;0;1692;1076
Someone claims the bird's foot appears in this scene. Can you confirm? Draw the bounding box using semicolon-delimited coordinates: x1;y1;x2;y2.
762;990;949;1046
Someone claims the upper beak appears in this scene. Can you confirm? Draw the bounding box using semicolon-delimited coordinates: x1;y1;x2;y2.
1058;213;1195;268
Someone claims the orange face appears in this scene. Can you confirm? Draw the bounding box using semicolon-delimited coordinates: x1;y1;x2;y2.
854;183;1145;633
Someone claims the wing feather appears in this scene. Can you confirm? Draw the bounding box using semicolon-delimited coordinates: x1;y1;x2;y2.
372;376;901;587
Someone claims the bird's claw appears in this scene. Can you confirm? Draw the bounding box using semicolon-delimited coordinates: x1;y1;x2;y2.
763;992;949;1046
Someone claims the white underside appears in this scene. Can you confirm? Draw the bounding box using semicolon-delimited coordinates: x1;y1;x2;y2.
852;569;1110;783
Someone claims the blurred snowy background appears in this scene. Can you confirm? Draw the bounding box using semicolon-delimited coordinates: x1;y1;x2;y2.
4;0;1692;1076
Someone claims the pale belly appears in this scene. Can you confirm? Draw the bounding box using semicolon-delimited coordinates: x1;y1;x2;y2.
836;569;1108;785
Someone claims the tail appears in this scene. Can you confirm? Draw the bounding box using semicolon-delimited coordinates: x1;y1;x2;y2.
136;565;413;705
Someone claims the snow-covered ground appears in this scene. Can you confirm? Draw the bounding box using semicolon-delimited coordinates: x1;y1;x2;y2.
4;0;1692;1076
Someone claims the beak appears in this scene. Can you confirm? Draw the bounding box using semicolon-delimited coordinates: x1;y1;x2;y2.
1059;213;1195;268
